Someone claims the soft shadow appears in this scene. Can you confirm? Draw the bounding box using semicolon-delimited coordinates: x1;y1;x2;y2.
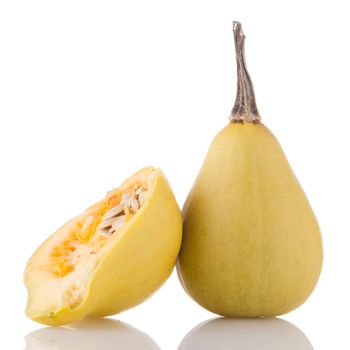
25;318;160;350
178;317;313;350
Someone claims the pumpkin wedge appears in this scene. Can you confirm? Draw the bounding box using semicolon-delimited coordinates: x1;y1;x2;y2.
24;167;182;326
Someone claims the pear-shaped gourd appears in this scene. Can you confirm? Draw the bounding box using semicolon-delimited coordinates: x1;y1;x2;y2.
177;22;323;317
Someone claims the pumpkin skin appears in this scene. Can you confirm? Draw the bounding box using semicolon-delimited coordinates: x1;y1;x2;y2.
177;124;323;317
24;167;182;326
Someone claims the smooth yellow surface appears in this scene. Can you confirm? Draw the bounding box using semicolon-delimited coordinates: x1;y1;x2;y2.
177;123;323;317
24;167;182;325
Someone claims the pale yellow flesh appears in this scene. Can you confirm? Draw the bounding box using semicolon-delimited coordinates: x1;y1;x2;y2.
24;167;182;326
177;123;323;317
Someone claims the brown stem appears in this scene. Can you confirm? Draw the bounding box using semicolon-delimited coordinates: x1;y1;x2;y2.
230;21;261;123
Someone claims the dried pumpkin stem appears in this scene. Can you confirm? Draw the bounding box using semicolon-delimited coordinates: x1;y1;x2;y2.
230;21;261;123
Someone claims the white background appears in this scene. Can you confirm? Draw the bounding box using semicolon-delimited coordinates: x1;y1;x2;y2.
0;0;349;349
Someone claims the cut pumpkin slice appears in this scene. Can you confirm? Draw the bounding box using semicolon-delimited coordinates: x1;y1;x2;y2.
24;167;182;326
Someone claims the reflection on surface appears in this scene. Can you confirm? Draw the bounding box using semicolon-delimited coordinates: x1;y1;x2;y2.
179;317;313;350
25;318;160;350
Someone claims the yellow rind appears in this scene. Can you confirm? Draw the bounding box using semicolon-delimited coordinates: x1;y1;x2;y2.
177;123;323;317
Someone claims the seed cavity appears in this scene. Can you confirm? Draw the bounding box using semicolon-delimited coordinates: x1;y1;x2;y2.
50;182;149;279
97;184;147;236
